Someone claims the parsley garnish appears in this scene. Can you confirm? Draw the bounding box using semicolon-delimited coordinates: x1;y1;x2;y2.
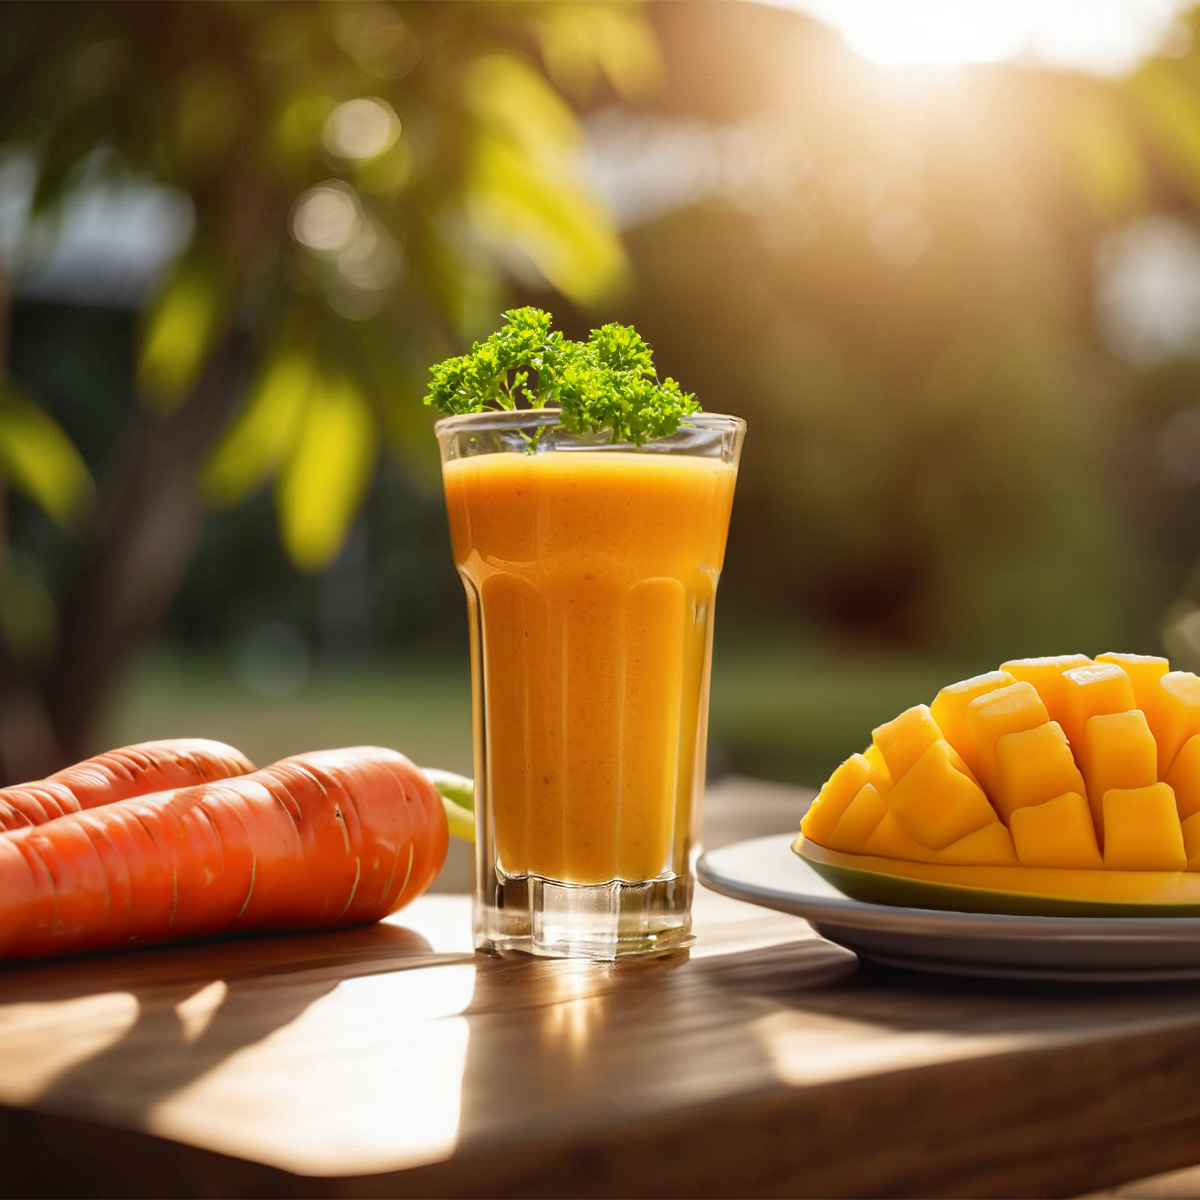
424;307;699;446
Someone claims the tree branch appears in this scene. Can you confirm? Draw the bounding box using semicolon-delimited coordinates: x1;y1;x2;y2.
45;339;246;759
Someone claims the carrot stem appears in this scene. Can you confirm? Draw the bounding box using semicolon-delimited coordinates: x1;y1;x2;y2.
423;769;475;843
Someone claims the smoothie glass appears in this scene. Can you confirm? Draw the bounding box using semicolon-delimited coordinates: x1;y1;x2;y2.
436;410;745;959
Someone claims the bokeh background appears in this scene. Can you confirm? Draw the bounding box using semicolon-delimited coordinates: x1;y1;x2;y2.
4;0;1200;791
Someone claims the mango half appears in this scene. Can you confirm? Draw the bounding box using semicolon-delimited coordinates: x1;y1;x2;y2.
795;653;1200;916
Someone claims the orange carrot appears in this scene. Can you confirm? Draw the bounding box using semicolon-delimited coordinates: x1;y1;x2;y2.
0;746;448;960
0;739;256;833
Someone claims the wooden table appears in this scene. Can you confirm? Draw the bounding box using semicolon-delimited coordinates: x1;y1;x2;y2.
4;776;1200;1198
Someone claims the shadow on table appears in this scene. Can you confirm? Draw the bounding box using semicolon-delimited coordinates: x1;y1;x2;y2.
691;937;1200;1048
16;920;458;1129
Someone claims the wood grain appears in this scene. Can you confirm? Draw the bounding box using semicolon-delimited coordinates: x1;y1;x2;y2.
2;777;1200;1198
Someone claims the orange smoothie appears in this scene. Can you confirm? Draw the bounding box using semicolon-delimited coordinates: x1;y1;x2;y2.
443;449;738;885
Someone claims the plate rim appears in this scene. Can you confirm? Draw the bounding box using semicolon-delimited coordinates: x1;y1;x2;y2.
696;833;1200;942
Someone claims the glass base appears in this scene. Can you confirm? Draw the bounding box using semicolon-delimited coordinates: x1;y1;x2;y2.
474;872;694;960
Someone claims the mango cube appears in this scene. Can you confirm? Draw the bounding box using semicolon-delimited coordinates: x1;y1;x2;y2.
1000;654;1092;729
967;682;1050;797
932;822;1018;866
1166;735;1200;823
1079;710;1157;833
862;742;890;783
1059;663;1136;752
887;741;1000;851
863;812;936;862
992;721;1085;823
929;669;1015;781
825;783;889;854
1144;672;1200;780
801;753;887;843
872;705;975;784
1009;792;1103;869
1102;783;1187;871
805;656;1200;892
1182;810;1200;870
1095;652;1169;716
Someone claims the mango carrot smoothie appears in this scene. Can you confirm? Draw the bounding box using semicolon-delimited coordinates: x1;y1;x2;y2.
427;308;743;957
443;447;737;888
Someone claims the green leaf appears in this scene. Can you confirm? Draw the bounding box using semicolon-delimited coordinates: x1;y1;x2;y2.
1129;59;1200;208
0;546;56;663
461;50;628;305
202;346;315;507
0;388;94;527
532;3;662;100
174;62;241;178
275;369;377;571
468;132;628;306
1058;91;1147;220
138;253;226;413
464;53;581;166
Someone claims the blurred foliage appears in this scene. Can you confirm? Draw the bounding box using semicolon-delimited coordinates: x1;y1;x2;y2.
590;3;1200;671
0;0;653;567
0;385;92;527
0;0;658;773
9;1;1200;785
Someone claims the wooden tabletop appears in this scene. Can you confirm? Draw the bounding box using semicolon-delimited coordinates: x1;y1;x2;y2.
5;776;1200;1198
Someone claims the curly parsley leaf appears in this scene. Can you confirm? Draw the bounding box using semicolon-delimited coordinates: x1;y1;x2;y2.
424;307;699;445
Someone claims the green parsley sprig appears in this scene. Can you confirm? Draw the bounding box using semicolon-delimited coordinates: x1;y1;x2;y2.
424;307;699;446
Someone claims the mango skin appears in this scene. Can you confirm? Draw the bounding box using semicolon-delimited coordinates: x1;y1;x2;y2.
797;837;1200;917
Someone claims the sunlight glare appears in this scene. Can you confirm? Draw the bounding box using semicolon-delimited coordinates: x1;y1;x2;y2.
785;0;1185;75
174;979;228;1045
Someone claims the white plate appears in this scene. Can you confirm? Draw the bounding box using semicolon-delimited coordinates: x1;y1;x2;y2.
697;834;1200;981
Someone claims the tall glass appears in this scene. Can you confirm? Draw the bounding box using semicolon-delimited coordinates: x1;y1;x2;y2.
436;410;745;959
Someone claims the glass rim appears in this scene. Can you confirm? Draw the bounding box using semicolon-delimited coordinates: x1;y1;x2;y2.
433;408;746;438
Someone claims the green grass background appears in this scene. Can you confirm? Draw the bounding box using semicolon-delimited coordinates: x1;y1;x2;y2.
100;640;976;791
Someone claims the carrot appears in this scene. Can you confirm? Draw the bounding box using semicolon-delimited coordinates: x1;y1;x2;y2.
0;739;256;833
0;746;448;960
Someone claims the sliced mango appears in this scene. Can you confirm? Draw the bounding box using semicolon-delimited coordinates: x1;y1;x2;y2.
1102;783;1186;872
1166;735;1200;823
863;812;936;862
999;654;1091;729
801;753;887;844
1009;792;1102;869
872;705;974;784
1146;672;1200;780
1079;710;1156;833
992;721;1084;823
861;742;890;783
929;669;1015;781
967;681;1049;797
932;821;1017;866
1059;663;1136;752
1095;652;1169;715
794;655;1200;916
824;783;889;854
1183;811;1200;871
886;741;999;851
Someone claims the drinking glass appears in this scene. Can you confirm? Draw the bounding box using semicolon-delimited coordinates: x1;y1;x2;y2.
436;410;745;958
